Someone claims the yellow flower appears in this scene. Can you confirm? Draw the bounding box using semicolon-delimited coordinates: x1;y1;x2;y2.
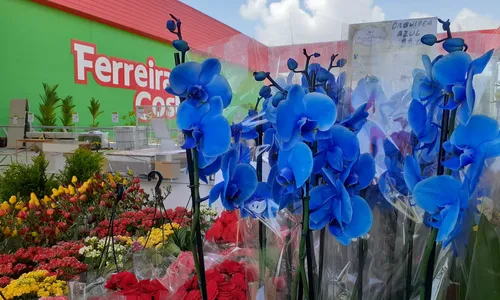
0;270;67;299
68;185;75;196
52;188;60;197
51;203;56;209
58;186;65;194
30;193;40;206
22;207;28;212
31;231;38;237
78;186;86;194
43;196;51;205
137;223;179;248
3;227;11;236
8;196;17;204
1;201;9;210
15;202;24;210
122;179;128;185
11;229;17;237
72;176;78;184
17;218;22;225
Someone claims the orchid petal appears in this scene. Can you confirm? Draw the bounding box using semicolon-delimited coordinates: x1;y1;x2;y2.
342;196;373;239
209;182;224;206
403;155;422;191
436;203;460;242
232;163;258;204
451;115;499;148
432;51;471;86
303;92;337;130
422;55;433;79
327;147;344;172
278;142;313;188
200;115;231;157
351;153;375;190
408;100;427;135
276;85;306;142
200;58;221;85
176;101;210;130
329;125;360;161
168;62;202;95
442;156;461;171
204;75;233;108
413;175;462;213
313;151;327;174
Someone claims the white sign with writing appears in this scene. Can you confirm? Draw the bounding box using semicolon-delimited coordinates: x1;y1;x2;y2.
354;26;387;45
112;112;119;123
12;116;18;125
72;113;79;123
27;113;34;123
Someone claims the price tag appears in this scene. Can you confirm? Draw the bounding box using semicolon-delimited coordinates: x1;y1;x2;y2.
112;112;119;123
136;106;145;118
13;116;18;125
72;113;79;123
28;113;34;123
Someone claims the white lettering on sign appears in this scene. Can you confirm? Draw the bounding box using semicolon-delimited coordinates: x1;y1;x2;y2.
70;39;177;122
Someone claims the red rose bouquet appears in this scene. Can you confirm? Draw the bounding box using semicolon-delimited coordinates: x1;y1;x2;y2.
205;211;242;246
172;260;256;300
104;271;168;299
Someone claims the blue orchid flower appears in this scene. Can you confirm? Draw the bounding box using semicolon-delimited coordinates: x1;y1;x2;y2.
264;128;279;167
313;125;360;176
178;96;231;158
411;55;444;104
231;110;263;142
340;103;369;134
309;179;373;245
351;75;384;109
241;182;278;219
271;142;313;209
209;148;258;210
431;50;493;124
412;175;469;242
408;100;440;156
379;139;410;205
403;155;423;192
262;97;277;125
198;154;221;184
166;58;232;108
276;84;337;150
343;153;375;194
326;72;346;104
443;115;500;192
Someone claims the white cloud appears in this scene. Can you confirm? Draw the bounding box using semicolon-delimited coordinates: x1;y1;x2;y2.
409;8;500;32
452;8;500;31
240;0;385;46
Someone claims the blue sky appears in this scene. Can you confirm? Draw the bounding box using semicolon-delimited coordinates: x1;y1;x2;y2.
181;0;499;45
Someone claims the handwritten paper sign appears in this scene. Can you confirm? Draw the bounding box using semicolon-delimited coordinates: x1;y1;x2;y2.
27;113;34;123
72;113;79;123
391;18;435;47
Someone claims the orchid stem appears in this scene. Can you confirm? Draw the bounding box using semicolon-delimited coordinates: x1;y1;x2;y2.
175;52;207;300
286;206;294;300
256;120;267;289
403;217;415;300
292;187;312;300
420;228;438;300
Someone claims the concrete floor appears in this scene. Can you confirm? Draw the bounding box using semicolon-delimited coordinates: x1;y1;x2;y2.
0;148;225;212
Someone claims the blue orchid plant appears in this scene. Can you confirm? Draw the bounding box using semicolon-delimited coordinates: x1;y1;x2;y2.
406;19;495;246
402;18;497;300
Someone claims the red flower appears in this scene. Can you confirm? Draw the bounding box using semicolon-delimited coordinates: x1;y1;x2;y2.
105;272;139;291
205;221;223;241
218;260;242;274
184;290;202;300
206;280;219;300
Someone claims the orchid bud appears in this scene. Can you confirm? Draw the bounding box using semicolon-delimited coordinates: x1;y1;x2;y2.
166;20;177;32
253;71;269;82
421;34;437;46
173;40;189;52
259;86;272;98
287;58;298;70
336;58;347;68
443;38;465;53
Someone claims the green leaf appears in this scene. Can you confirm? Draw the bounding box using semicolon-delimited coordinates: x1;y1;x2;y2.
466;214;500;299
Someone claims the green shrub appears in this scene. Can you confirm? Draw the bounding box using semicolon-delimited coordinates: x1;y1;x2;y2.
0;155;57;200
59;148;104;184
35;83;61;131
